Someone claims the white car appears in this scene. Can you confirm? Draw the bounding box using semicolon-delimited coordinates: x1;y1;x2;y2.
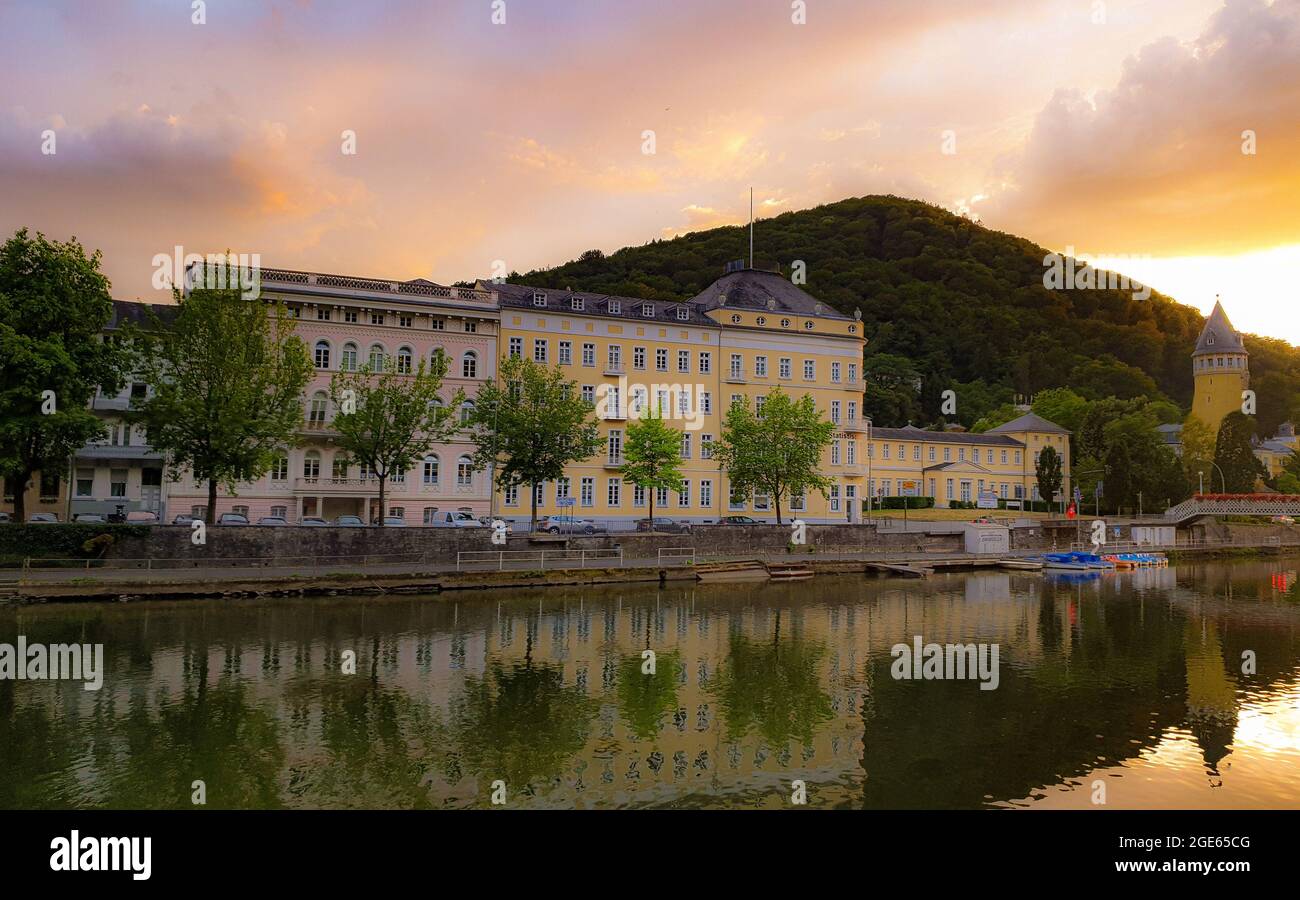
432;511;483;528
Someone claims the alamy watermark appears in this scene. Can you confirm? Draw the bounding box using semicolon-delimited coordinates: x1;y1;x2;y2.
1043;246;1150;301
891;635;1000;690
596;378;708;431
0;637;104;691
152;246;262;300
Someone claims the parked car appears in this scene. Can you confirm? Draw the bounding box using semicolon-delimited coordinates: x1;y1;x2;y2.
334;515;366;527
126;510;159;524
28;512;59;524
1271;515;1295;525
0;511;12;524
380;516;406;527
636;516;692;534
431;511;484;528
73;513;107;524
537;516;606;535
172;514;195;526
719;515;758;525
257;516;288;526
301;517;328;526
217;513;249;526
971;516;995;525
479;517;514;535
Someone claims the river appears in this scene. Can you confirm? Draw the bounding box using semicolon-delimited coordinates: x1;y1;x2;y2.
2;557;1299;809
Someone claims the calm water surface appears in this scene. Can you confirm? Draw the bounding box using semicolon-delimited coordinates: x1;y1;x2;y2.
3;558;1300;809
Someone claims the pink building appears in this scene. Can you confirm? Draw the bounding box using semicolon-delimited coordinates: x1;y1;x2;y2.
165;267;500;525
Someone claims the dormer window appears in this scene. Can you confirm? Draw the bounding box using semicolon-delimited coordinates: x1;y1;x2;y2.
641;304;654;317
571;297;584;311
1207;333;1215;345
756;316;766;326
676;307;689;321
730;314;741;324
608;299;621;314
804;320;815;330
532;291;547;307
780;318;790;328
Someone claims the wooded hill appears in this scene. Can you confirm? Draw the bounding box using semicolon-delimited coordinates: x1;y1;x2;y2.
503;195;1300;432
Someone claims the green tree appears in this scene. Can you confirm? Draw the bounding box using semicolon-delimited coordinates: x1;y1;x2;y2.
620;411;683;527
1031;388;1091;435
1213;411;1266;493
0;229;129;521
329;353;461;525
861;353;923;427
712;387;834;524
467;356;601;529
1100;413;1175;512
1179;415;1216;493
134;276;312;524
1035;445;1063;507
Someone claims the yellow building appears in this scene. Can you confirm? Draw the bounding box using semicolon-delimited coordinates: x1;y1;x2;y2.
491;269;868;523
1191;299;1249;432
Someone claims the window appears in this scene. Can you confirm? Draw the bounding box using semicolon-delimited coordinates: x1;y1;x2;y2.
699;351;711;374
581;385;595;404
700;392;712;415
829;484;841;512
534;339;548;363
755;356;768;377
463;320;477;333
399;315;413;328
459;401;475;425
680;433;691;459
457;456;473;486
504;483;519;506
832;440;841;465
608;477;621;507
580;477;594;507
913;444;921;461
633;346;646;370
191;505;208;519
753;491;770;511
757;317;766;326
369;344;385;370
532;291;547;307
607;345;622;370
929;446;936;462
303;452;321;479
677;307;689;321
756;396;766;418
882;444;890;460
556;477;571;501
341;343;358;371
803;360;815;380
308;392;328;425
271;456;289;481
431;318;445;331
959;448;966;462
232;505;249;517
608;430;623;465
656;348;668;372
75;468;94;497
314;340;331;369
779;358;792;379
678;386;691;416
534;482;545;506
571;296;584;311
367;311;383;326
1015;450;1022;464
730;354;743;379
944;447;952;462
332;456;348;479
608;299;621;314
847;441;857;465
559;341;573;365
423;507;439;524
268;505;287;519
701;434;714;459
831;401;841;424
805;320;815;330
582;343;596;366
678;480;691;507
641;304;654;317
633;484;646;507
423;455;439;486
729;485;746;509
848;364;858;383
946;479;954;500
731;314;741;324
397;346;413;374
317;307;332;321
678;350;690;373
831;362;841;383
700;480;713;508
461;351;478;379
656;486;669;508
343;309;359;324
508;337;523;359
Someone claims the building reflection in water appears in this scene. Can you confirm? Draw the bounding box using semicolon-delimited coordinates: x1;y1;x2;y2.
1;558;1299;809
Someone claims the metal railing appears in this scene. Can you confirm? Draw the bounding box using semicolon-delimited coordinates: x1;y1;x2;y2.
657;547;696;566
455;549;623;571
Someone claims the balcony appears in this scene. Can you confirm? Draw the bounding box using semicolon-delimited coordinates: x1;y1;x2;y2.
603;363;626;377
844;418;870;434
604;455;625;469
725;370;746;384
294;477;408;494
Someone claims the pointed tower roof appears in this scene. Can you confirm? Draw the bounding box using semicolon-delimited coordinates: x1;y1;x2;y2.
1194;299;1245;355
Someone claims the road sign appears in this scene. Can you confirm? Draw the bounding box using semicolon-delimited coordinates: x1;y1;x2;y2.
557;497;575;507
1094;481;1104;497
1073;487;1082;503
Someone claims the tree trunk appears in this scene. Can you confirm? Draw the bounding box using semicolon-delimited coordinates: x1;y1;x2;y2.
774;492;783;526
378;476;387;525
11;466;32;522
530;481;538;531
648;487;655;532
206;478;218;525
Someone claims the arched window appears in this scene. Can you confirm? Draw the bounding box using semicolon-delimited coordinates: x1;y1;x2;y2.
423;455;440;486
369;344;386;371
303;450;321;479
330;455;348;480
462;351;478;379
308;391;328;425
341;343;358;372
397;346;413;374
457;455;473;486
459;400;475;425
314;340;331;369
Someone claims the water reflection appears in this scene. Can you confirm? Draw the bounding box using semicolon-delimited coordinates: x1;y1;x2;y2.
2;558;1299;809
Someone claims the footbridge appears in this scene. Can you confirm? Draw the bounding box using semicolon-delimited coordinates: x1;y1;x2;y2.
1164;494;1300;524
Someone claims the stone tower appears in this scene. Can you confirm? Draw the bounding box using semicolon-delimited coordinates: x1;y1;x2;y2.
1191;298;1249;432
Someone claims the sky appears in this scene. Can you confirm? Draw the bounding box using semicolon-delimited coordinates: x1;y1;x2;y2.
1;0;1298;342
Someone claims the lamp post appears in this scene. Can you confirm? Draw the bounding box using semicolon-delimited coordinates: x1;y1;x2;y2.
1210;461;1227;493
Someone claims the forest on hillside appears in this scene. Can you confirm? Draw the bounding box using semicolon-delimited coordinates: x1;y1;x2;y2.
502;195;1300;434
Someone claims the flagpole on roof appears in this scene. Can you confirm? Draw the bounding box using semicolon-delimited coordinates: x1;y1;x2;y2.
749;187;754;268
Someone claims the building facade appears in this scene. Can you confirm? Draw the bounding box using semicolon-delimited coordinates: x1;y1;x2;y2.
1191;299;1250;432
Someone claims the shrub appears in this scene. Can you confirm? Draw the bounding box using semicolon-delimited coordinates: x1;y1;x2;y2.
873;496;936;510
0;524;151;559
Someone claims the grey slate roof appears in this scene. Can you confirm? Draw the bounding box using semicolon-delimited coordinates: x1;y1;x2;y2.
870;426;1023;446
689;268;853;320
987;412;1070;435
108;299;178;330
1194;300;1245;354
492;282;716;326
